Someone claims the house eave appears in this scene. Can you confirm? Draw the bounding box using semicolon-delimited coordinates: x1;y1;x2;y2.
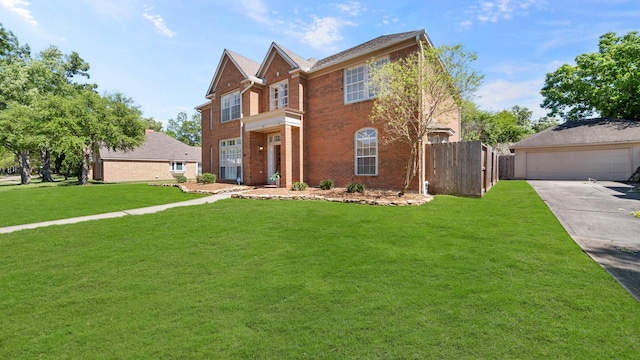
510;139;640;151
310;30;427;74
243;108;304;133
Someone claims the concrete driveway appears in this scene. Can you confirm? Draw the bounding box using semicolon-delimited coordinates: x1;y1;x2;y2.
529;180;640;301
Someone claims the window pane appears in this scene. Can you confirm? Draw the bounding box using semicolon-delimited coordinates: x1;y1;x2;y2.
221;92;240;122
355;129;377;175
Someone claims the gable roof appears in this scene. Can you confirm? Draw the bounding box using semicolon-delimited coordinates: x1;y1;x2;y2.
311;29;429;71
511;118;640;149
257;43;317;77
201;29;432;100
99;131;201;162
205;49;262;97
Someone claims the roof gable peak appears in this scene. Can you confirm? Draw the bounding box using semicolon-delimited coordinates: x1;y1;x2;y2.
206;49;262;97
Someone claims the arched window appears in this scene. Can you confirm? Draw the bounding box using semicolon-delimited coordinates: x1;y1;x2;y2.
355;128;377;176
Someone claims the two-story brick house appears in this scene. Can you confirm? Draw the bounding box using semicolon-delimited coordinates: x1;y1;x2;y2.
196;29;460;193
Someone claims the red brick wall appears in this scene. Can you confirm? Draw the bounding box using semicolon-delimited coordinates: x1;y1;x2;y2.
201;42;453;192
201;57;245;177
305;47;422;191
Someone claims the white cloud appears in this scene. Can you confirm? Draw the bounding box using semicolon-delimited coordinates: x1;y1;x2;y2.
381;15;398;25
476;78;547;118
237;1;355;51
0;0;37;26
463;0;542;27
336;1;364;17
303;16;351;50
239;0;270;24
143;6;176;38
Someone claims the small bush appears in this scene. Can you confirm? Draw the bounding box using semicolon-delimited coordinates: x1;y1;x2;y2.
175;175;187;183
319;178;334;190
291;181;308;191
199;173;216;184
346;182;365;193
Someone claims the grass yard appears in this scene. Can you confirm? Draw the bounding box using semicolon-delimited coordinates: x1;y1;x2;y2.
0;181;638;359
0;183;205;227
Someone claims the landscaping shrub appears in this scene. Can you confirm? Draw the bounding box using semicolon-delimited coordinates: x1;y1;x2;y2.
291;181;308;191
175;175;187;183
346;182;365;193
199;173;216;184
319;178;334;190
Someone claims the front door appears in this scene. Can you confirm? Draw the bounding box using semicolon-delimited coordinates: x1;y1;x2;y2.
267;133;281;184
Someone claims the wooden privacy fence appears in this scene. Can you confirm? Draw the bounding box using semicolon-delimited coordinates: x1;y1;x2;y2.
426;141;499;197
499;155;515;180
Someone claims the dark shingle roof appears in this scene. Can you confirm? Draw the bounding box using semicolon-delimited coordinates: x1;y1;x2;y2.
226;50;262;82
312;30;425;70
100;131;201;162
511;118;640;149
274;43;317;71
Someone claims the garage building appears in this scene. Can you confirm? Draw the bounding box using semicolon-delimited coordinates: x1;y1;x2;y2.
511;118;640;181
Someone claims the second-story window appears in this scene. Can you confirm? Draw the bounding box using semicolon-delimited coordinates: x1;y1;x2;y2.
221;91;240;122
344;58;389;104
270;81;288;110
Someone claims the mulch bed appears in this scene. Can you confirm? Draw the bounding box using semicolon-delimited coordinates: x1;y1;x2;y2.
171;182;431;206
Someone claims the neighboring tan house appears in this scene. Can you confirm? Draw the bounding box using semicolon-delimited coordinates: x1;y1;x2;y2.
511;118;640;181
92;130;201;182
196;29;460;193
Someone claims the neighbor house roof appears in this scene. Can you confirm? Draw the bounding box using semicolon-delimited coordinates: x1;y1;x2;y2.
99;131;201;162
511;118;640;149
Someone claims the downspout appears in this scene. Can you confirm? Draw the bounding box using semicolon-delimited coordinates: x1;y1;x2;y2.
417;35;426;195
196;107;203;176
239;81;255;184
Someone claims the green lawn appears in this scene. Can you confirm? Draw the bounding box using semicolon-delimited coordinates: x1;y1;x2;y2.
0;181;638;359
0;183;206;227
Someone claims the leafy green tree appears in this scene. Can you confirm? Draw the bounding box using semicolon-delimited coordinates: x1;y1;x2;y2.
47;88;146;184
510;105;533;127
141;117;163;132
369;43;483;195
1;23;91;184
461;102;532;145
0;24;34;184
531;116;559;132
166;111;201;146
0;147;15;170
541;31;640;121
1;24;144;185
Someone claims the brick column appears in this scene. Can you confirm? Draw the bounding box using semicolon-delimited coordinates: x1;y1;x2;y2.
281;124;293;188
298;118;304;182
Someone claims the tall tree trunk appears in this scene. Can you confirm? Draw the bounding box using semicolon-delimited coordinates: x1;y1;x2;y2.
401;143;419;196
18;150;31;185
78;146;91;185
40;149;54;182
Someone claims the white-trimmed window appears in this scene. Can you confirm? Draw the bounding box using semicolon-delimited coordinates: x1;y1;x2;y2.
170;162;184;172
344;58;389;103
355;128;378;176
270;81;288;110
221;91;240;122
219;138;242;180
428;134;450;144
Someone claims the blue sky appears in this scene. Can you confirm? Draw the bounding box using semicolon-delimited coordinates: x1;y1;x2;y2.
1;0;638;126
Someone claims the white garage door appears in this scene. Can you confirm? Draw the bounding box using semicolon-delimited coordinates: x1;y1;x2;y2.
526;148;630;181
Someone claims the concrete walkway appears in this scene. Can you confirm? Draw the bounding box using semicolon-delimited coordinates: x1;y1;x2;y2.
0;193;234;234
